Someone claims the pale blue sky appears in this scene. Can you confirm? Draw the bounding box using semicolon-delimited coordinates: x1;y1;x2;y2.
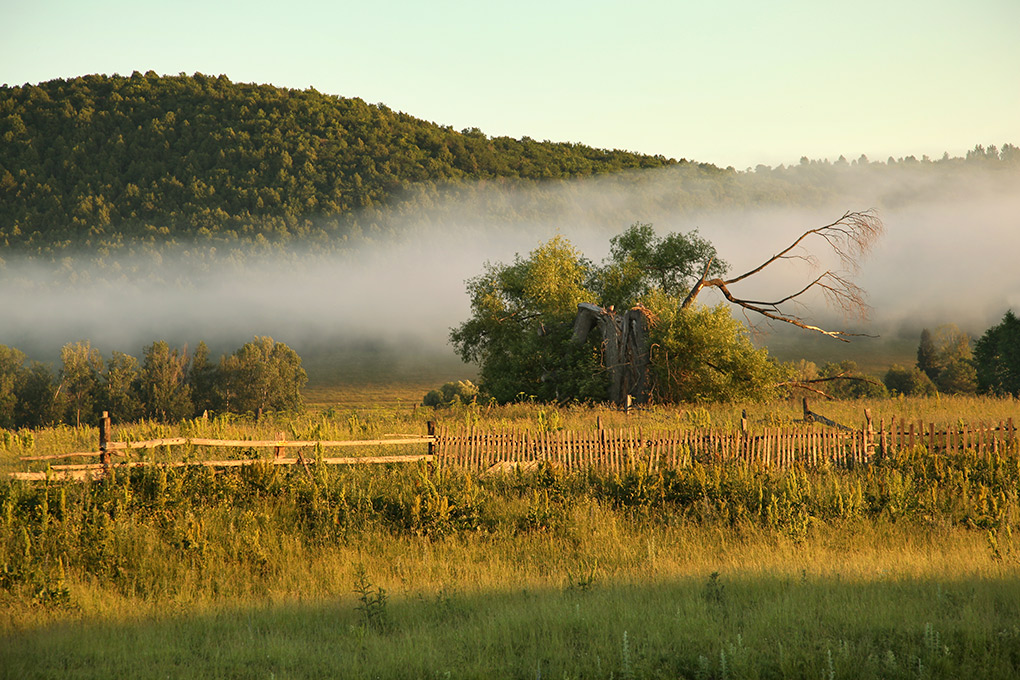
3;0;1018;168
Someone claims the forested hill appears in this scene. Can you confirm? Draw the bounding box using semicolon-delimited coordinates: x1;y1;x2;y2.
0;72;678;254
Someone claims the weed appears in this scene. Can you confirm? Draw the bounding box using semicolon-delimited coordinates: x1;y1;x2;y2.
353;564;389;633
704;571;725;609
620;630;633;680
565;561;598;594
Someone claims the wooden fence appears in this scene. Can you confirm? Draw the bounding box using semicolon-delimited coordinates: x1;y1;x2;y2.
11;414;1018;481
433;418;1019;472
11;413;437;481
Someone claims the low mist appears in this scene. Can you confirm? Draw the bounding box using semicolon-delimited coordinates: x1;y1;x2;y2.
2;160;1018;382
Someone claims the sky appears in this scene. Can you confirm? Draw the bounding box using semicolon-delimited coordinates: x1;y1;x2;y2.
3;0;1018;169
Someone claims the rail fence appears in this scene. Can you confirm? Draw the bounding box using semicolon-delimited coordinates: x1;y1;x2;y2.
10;412;1018;481
11;412;436;481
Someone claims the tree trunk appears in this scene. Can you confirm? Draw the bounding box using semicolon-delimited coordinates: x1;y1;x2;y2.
571;303;651;406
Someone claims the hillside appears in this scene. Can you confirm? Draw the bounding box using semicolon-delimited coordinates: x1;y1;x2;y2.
3;73;1018;262
0;72;678;254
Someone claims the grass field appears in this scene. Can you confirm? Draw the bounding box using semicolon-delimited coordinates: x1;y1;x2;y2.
2;392;1019;678
3;526;1018;679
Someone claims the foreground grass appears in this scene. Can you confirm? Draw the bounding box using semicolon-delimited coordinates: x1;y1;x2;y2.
2;525;1018;679
2;396;1019;678
2;449;1020;678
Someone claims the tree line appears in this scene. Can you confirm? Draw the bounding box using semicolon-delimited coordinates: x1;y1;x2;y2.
0;336;306;428
0;73;674;255
2;73;1017;262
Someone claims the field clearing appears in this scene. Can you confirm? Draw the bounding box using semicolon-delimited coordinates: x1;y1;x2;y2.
301;381;440;411
2;392;1020;678
2;519;1018;679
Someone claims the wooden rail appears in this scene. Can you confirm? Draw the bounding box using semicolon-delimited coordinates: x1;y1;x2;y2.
10;414;1018;481
19;436;434;461
12;414;437;481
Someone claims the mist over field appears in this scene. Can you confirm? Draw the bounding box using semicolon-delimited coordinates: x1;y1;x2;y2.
2;160;1018;382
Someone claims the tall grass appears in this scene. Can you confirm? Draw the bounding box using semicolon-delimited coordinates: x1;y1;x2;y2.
2;395;1019;677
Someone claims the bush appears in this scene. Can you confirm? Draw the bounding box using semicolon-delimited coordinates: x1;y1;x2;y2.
423;380;479;407
884;364;936;397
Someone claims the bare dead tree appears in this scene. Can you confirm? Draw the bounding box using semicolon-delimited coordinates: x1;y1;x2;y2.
680;210;884;341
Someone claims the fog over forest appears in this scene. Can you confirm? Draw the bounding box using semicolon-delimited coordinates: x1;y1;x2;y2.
2;159;1018;382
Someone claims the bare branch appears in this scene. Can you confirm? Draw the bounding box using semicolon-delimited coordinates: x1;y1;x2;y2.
681;210;884;339
680;256;714;309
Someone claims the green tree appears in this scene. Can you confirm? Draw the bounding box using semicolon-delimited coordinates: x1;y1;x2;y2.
915;325;977;393
0;345;27;428
188;341;219;416
139;341;193;422
595;222;726;306
883;364;936;397
101;351;142;423
452;232;785;404
916;328;940;381
14;362;61;428
59;340;104;426
974;310;1020;396
644;292;785;403
451;236;604;403
218;337;306;417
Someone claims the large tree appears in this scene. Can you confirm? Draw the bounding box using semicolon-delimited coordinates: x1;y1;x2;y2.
914;324;977;394
139;341;193;422
217;337;307;417
974;310;1020;396
450;236;605;403
58;341;104;427
452;212;882;405
0;345;27;428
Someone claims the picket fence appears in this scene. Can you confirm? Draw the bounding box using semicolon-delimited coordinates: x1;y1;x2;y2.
433;418;1019;472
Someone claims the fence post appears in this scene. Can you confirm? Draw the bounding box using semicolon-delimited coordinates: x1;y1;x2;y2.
99;411;112;476
427;421;436;463
879;418;887;459
864;408;873;461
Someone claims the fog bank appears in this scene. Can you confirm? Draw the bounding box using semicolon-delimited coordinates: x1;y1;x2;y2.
2;161;1018;380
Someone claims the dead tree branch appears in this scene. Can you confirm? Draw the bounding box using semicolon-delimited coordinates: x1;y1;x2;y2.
681;210;884;341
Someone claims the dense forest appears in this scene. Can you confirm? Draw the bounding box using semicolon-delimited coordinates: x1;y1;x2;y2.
2;72;1017;260
0;72;678;255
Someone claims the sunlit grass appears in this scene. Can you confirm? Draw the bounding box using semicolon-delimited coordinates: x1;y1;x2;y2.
3;523;1017;679
2;390;1019;677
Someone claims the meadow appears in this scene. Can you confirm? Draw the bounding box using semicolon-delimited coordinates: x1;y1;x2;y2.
1;393;1019;679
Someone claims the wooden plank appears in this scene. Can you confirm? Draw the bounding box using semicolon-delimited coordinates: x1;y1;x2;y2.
105;436;434;450
11;469;106;481
45;454;436;472
106;438;188;450
21;450;108;461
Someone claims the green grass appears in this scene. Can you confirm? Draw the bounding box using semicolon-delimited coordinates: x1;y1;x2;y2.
2;394;1020;678
2;525;1018;679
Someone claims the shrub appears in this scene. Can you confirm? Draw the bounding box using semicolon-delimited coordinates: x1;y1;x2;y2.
423;380;479;407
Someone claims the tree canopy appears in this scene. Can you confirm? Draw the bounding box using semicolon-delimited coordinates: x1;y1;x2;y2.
0;336;307;427
0;73;676;255
974;310;1020;396
451;228;787;404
